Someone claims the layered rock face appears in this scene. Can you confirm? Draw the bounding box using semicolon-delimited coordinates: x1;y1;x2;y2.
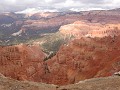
0;12;83;45
0;44;46;82
17;13;82;34
39;36;120;85
18;10;120;35
1;34;120;85
59;21;120;38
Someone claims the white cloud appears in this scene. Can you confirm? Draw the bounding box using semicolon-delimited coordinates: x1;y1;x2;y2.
0;0;120;12
70;7;105;12
5;0;16;4
45;0;53;3
64;0;76;7
16;7;58;14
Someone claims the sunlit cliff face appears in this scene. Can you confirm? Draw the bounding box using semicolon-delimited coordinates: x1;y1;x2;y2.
59;21;120;38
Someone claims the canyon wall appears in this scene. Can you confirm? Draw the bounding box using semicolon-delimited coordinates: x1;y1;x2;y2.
40;36;120;85
59;21;120;38
0;44;46;82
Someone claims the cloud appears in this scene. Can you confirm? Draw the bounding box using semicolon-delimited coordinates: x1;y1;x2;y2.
0;0;120;12
75;0;107;4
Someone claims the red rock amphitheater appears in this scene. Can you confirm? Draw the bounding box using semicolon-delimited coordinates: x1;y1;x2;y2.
1;35;120;85
59;21;120;38
43;36;120;85
2;21;120;85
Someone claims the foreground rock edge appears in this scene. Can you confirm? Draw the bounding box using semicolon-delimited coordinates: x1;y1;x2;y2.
0;74;120;90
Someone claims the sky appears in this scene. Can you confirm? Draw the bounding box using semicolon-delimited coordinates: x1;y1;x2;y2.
0;0;120;12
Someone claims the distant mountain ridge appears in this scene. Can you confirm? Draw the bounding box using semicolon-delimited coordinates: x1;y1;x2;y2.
0;8;120;46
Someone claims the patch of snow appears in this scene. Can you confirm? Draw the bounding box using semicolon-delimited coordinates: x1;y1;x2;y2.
16;8;58;14
12;30;22;36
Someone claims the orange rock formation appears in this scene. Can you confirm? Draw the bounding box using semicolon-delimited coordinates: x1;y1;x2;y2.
0;44;46;81
41;36;120;85
59;21;120;38
1;35;120;85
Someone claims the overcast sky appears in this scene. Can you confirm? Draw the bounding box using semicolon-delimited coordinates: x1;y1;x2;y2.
0;0;120;12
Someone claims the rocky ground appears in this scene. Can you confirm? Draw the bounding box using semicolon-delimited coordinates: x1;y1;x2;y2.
0;74;57;90
59;76;120;90
0;74;120;90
